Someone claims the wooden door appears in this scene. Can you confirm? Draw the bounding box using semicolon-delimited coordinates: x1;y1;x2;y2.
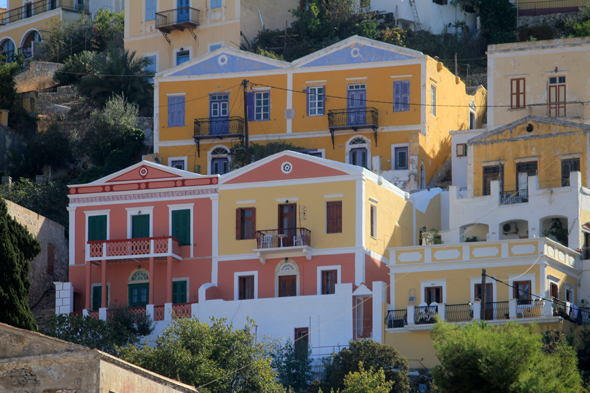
279;275;297;297
278;204;296;247
129;283;149;308
551;282;559;299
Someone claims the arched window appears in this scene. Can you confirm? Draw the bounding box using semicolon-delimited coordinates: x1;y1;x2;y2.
275;259;300;298
0;39;15;62
209;146;230;175
21;30;41;58
128;269;149;307
346;136;371;169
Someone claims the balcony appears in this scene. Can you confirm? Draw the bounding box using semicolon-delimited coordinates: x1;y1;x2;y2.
517;0;590;16
155;7;200;33
193;117;244;157
83;302;195;322
523;102;590;122
0;0;88;27
327;108;379;148
254;228;312;264
86;236;182;263
500;188;528;204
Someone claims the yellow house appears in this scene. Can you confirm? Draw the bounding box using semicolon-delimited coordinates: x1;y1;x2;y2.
487;36;590;128
153;35;486;191
0;0;91;61
124;0;298;73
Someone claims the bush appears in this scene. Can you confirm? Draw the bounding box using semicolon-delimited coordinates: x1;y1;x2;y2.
273;340;314;392
54;51;98;86
0;61;37;132
519;25;554;42
42;15;94;63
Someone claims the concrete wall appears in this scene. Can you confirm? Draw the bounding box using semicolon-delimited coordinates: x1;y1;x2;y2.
5;199;68;331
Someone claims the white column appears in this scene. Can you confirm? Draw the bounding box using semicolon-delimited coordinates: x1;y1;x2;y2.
407;305;415;326
509;299;517;319
472;300;481;321
165;303;173;320
67;207;76;266
99;308;107;321
146;304;155;320
544;298;553;317
372;281;387;343
438;303;446;322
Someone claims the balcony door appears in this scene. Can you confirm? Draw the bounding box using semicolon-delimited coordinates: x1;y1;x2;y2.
279;275;296;297
210;94;229;135
132;215;150;239
516;162;537;201
347;84;366;126
278;204;296;247
129;284;149;307
177;0;189;22
475;283;493;320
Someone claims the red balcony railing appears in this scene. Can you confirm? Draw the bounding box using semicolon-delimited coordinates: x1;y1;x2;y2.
172;302;192;319
87;236;181;262
154;305;165;321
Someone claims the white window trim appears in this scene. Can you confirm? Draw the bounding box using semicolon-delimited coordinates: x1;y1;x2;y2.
391;143;410;170
508;273;537;299
469;277;497;302
307;85;325;116
172;277;190;303
166;92;186;96
275;259;300;297
370;204;377;239
345;135;371;170
168;203;194;258
419;279;447;304
174;47;192;66
207;145;231;175
84;210;111;243
430;84;437;116
253;90;271;121
126;207;155;239
91;282;111;309
317;265;341;296
234;271;258;300
168;156;188;171
547;275;561;299
208;40;224;51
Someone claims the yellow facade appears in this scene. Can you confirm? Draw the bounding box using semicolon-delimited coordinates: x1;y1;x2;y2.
154;36;486;192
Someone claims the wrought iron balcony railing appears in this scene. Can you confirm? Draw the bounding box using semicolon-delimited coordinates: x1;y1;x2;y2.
445;303;473;322
155;7;200;33
415;305;438;324
386;309;407;328
194;117;244;138
0;0;87;26
327;108;379;148
87;236;181;262
500;189;529;204
255;228;311;249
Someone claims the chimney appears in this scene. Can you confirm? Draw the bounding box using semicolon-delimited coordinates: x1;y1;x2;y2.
0;110;8;126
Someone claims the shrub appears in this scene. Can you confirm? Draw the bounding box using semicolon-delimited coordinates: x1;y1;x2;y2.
519;25;554;42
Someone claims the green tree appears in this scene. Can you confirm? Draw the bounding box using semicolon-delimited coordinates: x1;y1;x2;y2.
42;14;94;63
431;321;581;392
230;142;305;169
45;304;154;355
53;51;99;86
76;44;154;109
319;340;410;393
0;61;37;132
120;317;286;393
26;123;75;176
273;340;314;392
342;362;395;393
91;9;125;51
453;0;516;44
0;199;41;331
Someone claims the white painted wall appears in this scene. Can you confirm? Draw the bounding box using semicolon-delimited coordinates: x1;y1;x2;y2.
450;129;485;193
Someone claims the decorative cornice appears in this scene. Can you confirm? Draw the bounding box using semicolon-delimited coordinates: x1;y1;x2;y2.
70;188;218;204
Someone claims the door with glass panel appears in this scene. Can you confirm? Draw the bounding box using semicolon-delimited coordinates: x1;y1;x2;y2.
347;84;366;126
278;204;296;247
209;94;229;135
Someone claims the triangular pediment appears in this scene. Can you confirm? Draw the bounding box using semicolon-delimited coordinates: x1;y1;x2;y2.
469;116;590;145
222;151;359;185
293;35;424;68
163;47;289;78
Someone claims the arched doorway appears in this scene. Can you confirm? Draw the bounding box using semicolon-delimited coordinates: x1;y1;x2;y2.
0;39;15;62
128;269;149;307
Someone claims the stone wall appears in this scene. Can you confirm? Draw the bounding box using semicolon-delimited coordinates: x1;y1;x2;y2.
517;12;573;28
37;86;79;116
4;199;68;331
466;73;486;89
13;61;63;86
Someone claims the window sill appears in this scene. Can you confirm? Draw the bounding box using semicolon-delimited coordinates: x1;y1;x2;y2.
168;124;186;127
252;119;270;122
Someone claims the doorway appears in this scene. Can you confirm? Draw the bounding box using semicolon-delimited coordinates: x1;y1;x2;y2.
278;204;296;247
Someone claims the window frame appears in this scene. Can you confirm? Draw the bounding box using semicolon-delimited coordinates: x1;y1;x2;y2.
561;157;580;186
91;282;110;311
168;203;194;255
126;207;154;239
167;94;186;127
549;76;566;117
430;84;437;116
235;272;257;300
175;49;191;66
482;165;502;196
168;156;187;171
294;327;310;353
394;146;409;169
317;265;341;295
307;85;325;116
510;78;526;109
456;143;467;157
321;270;338;295
236;207;256;240
254;90;270;121
172;278;189;304
513;280;533;304
370;205;377;239
393;80;410;112
210;0;222;9
85;210;111;244
326;201;342;234
424;286;443;304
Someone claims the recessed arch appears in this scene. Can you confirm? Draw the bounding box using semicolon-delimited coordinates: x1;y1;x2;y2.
20;28;42;48
499;219;529;240
345;135;371;170
207;144;231;175
460;223;489;242
274;258;300;297
0;38;16;61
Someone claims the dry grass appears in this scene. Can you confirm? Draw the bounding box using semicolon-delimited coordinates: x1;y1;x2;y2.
16;75;55;93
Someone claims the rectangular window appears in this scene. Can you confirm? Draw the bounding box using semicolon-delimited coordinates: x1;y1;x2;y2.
279;275;297;297
211;0;222;8
172;280;187;304
322;270;337;294
326;201;342;234
549;76;566;117
394;146;409;169
236;208;256;239
424;286;442;304
308;86;325;116
167;96;185;127
510;78;526;109
482;165;502;196
239;275;255;300
171;209;190;246
131;214;150;239
294;327;309;353
456;143;467;157
253;91;270;121
561;158;580;186
176;50;190;66
393;80;410;112
145;0;156;21
430;84;437;116
370;205;377;239
88;215;107;241
170;160;185;170
514;280;531;304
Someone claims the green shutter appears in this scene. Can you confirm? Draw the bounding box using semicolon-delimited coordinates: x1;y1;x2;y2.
132;215;150;238
173;280;187;304
88;215;107;241
172;209;190;246
92;286;102;310
129;283;149;307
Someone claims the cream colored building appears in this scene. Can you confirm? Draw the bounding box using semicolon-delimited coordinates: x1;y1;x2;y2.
124;0;298;74
487;37;590;128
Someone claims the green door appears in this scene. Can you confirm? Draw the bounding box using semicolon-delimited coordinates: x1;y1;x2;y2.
173;280;187;304
172;209;190;246
132;215;150;238
88;215;107;241
92;286;102;310
128;283;149;307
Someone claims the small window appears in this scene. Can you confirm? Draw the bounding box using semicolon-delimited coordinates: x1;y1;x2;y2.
254;91;270;121
294;327;309;353
370;205;377;239
211;0;222;8
170;160;185;170
393;80;410;112
456;144;467;157
326;201;342;234
510;78;526;109
167;96;185;127
561;158;580;186
176;50;190;65
430;84;437;116
322;270;337;294
308;86;325;116
514;280;531;304
239;275;255;300
394;147;408;169
424;286;442;304
236;208;256;239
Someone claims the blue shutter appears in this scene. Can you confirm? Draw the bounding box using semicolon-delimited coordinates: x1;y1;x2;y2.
393;81;401;112
402;81;410;111
178;96;185;125
247;92;254;121
304;87;309;116
168;96;176;126
145;0;156;21
211;0;222;8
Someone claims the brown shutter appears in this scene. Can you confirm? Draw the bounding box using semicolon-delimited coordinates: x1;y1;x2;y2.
252;208;256;236
236;208;242;240
278;204;283;231
239;277;244;300
327;201;342;234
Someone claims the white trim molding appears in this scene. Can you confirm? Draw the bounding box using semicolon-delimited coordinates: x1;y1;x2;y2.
234;271;259;300
126;206;155;238
317;265;342;296
168;203;195;258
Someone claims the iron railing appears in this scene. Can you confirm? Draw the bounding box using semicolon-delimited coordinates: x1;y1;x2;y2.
500;189;529;204
445;303;473;322
517;0;590;16
415;305;438;324
386;309;408;328
480;301;510;320
0;0;87;26
194;117;244;138
255;228;311;249
328;107;378;130
155;7;200;32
